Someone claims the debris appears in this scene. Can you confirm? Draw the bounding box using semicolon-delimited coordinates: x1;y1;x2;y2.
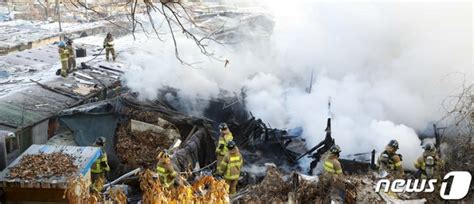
240;165;291;202
117;126;171;168
107;186;128;203
131;119;180;140
139;169;229;203
72;84;94;95
7;152;78;180
64;175;100;203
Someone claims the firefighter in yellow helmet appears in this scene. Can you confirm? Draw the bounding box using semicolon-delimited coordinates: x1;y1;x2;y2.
57;41;69;77
323;145;343;176
378;139;404;176
414;143;443;179
320;145;346;202
217;140;243;195
91;137;110;192
156;151;177;188
103;33;116;62
216;123;233;166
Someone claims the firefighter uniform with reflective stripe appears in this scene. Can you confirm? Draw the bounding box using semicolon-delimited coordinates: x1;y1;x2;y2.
58;47;69;77
324;155;343;175
378;145;404;176
217;147;243;194
414;150;442;179
91;149;110;192
156;157;177;188
215;130;233;165
320;151;345;203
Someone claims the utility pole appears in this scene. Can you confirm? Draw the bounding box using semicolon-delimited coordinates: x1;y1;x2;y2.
55;0;62;33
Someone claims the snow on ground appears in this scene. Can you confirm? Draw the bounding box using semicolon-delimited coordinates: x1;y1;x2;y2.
0;19;107;48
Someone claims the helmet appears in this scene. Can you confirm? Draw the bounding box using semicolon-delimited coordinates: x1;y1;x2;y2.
424;143;434;151
388;139;399;149
157;150;170;160
58;41;65;47
95;137;106;146
227;140;236;149
218;123;228;131
329;145;341;154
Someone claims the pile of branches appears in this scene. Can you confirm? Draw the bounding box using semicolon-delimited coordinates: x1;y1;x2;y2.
7;152;78;180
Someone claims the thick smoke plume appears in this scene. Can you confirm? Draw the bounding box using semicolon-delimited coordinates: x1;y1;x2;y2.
121;1;472;170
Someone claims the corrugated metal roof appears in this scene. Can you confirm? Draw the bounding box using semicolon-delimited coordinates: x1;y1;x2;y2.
0;43;127;130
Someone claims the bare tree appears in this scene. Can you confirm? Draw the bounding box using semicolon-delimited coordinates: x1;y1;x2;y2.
440;76;473;137
36;0;50;21
69;0;225;66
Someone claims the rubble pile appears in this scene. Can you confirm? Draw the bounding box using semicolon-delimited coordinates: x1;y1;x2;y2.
116;124;173;168
116;108;179;168
294;174;321;203
7;152;78;180
345;175;383;203
240;166;292;202
238;165;391;203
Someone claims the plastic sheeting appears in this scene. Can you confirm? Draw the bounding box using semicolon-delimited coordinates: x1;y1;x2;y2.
58;94;217;178
60;113;119;168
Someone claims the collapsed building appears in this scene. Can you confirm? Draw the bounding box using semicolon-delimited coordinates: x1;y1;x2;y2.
0;2;471;203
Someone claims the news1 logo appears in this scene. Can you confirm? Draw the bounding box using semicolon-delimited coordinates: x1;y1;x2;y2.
375;171;472;200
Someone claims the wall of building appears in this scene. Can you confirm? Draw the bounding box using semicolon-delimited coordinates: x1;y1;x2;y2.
32;120;48;144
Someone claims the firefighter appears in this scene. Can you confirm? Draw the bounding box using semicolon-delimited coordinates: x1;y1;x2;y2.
378;139;404;176
91;137;110;192
320;145;345;202
323;145;343;176
217;141;243;195
414;143;443;179
215;123;233;166
103;33;116;62
66;39;76;72
156;151;177;188
58;41;69;77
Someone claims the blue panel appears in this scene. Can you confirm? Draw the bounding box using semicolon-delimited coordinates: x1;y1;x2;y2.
81;149;101;175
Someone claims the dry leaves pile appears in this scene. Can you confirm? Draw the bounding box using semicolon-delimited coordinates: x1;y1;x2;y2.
240;166;291;202
108;186;128;203
116;124;173;168
8;152;78;180
139;169;229;204
116;109;177;168
64;176;100;204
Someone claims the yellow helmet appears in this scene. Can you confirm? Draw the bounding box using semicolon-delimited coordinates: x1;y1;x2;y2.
157;150;170;160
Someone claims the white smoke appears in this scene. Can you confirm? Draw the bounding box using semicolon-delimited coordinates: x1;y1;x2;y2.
121;1;473;171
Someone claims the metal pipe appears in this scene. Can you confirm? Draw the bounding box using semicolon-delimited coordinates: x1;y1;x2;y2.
103;167;141;189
